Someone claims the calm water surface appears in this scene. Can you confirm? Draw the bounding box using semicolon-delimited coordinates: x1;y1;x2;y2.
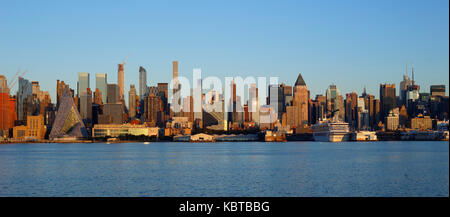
0;141;448;197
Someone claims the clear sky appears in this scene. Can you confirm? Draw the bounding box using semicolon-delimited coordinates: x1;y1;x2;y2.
0;0;448;103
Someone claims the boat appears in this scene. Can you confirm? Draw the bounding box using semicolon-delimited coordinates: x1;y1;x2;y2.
264;130;287;142
312;111;350;142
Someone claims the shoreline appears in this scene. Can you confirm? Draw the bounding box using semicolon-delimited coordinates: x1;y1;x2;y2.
1;139;448;144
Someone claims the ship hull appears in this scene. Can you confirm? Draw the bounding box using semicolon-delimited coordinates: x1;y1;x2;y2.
313;132;350;142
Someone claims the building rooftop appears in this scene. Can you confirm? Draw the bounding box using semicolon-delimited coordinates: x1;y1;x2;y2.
295;73;306;86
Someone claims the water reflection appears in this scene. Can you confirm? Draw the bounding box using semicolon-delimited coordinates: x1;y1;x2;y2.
0;141;448;197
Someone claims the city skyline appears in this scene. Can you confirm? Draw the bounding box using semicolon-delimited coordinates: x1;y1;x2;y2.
0;0;448;102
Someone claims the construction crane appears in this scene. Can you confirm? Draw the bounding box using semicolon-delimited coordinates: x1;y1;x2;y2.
122;53;130;65
8;70;28;91
8;69;21;87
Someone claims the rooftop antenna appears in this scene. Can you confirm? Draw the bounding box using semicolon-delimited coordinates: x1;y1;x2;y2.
406;62;408;76
411;63;415;86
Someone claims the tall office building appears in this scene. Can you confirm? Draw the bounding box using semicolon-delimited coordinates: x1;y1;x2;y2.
148;95;162;127
129;84;137;118
16;77;33;122
0;75;15;132
400;64;411;106
345;92;358;128
78;72;90;97
107;84;119;104
380;83;396;120
172;61;180;116
139;66;148;99
95;73;107;104
249;83;259;124
118;63;124;101
293;73;309;128
430;85;445;97
79;88;92;126
326;84;344;120
269;84;285;119
93;88;103;105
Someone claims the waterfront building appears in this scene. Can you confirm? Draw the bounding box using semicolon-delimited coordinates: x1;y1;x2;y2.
25;115;46;140
16;77;33;122
293;74;309;129
190;133;215;142
380;83;396;121
12;125;27;139
0;75;16;134
411;115;433;131
92;124;161;138
129;84;137;118
385;108;399;131
95;73;107;103
49;87;88;140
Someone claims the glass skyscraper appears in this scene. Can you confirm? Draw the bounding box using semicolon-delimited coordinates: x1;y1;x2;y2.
78;72;90;96
16;77;33;121
96;73;107;103
139;66;147;98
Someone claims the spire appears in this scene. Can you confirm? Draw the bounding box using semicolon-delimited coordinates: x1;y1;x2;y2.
295;73;306;86
412;65;415;86
406;62;408;75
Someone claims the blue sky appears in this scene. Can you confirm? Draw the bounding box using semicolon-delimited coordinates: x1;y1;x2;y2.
0;0;448;103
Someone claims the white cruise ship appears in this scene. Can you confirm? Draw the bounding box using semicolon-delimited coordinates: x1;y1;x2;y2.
312;115;350;142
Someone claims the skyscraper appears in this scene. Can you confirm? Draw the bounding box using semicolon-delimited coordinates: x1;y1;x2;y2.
400;64;411;106
345;92;357;128
95;73;107;104
249;83;259;124
78;72;90;97
16;77;33;122
139;66;148;99
79;88;92;126
269;84;285;119
380;83;396;120
293;73;309;129
430;85;446;97
118;63;124;101
129;84;137;118
0;75;15;132
326;84;344;120
107;84;119;104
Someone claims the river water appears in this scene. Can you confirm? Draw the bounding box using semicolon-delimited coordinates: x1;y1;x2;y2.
0;141;448;196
